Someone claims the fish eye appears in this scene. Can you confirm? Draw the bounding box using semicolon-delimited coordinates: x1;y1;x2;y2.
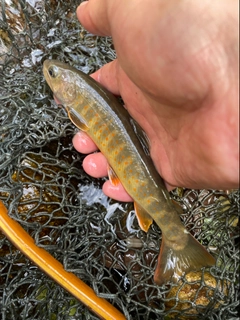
48;66;58;78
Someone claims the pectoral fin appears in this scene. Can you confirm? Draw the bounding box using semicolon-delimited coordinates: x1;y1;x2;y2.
154;234;216;286
134;202;153;232
66;106;89;131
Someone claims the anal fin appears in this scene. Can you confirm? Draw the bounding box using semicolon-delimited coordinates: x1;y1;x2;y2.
134;202;153;232
171;199;183;215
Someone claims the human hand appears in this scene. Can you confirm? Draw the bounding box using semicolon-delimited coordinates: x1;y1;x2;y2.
73;0;239;201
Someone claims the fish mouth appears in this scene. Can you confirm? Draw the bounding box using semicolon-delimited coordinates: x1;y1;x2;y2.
43;60;53;91
43;61;64;107
53;95;62;106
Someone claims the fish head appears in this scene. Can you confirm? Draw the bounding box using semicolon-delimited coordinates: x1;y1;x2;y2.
43;59;78;106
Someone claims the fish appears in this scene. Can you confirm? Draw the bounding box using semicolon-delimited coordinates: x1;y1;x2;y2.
43;59;215;285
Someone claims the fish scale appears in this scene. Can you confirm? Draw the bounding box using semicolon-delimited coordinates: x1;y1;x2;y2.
43;59;216;285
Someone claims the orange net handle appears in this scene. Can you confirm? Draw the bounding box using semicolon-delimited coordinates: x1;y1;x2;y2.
0;200;126;320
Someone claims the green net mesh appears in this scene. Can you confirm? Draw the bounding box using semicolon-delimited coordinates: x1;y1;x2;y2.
0;1;239;319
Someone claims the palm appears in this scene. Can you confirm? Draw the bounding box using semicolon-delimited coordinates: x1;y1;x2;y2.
108;60;237;190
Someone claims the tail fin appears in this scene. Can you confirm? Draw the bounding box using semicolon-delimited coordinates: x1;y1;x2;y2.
154;233;215;286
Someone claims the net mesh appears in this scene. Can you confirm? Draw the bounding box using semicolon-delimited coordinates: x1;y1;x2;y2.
0;1;239;319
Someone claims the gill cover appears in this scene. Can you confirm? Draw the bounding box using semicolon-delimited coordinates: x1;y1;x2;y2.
45;61;77;105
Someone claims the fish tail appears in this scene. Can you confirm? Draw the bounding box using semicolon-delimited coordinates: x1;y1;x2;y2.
154;233;215;286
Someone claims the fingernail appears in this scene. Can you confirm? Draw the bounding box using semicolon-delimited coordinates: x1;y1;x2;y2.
74;131;87;144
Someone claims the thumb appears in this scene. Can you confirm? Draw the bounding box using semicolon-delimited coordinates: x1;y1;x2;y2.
77;0;112;36
90;60;121;96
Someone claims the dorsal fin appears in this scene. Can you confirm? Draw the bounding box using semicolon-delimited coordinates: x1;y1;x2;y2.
130;118;150;156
